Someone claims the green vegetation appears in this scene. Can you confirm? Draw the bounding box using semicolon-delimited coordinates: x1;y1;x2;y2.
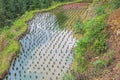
96;6;105;15
0;0;75;28
91;50;114;77
72;0;118;78
0;0;119;79
0;10;36;75
55;9;68;29
113;0;120;9
74;14;107;73
74;20;84;34
92;59;106;69
64;73;75;80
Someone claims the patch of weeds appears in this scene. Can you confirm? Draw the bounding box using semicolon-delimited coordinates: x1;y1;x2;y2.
74;36;92;73
112;0;120;9
73;14;107;74
92;59;107;69
96;6;105;15
93;0;99;5
90;50;114;77
74;20;84;34
55;9;68;29
64;73;75;80
92;33;107;55
86;14;107;55
102;50;114;66
91;59;106;77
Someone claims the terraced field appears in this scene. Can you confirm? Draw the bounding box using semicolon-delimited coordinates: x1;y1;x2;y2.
3;3;89;80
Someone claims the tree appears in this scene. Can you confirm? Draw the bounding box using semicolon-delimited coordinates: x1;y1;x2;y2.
0;0;75;28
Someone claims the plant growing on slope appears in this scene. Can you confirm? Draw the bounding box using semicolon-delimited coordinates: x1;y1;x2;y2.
74;20;84;34
55;9;68;29
73;14;107;74
96;6;105;15
112;0;120;9
64;73;75;80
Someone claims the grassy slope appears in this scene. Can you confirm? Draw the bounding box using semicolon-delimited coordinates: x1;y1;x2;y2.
71;0;119;79
0;0;86;77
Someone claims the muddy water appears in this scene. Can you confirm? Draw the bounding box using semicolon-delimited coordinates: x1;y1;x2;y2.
4;12;76;80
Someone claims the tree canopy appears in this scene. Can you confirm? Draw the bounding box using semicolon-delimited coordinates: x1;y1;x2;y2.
0;0;74;28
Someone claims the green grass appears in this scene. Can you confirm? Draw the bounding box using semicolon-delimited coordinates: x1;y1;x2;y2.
74;20;84;34
55;9;68;29
92;59;106;69
73;10;107;74
112;0;120;9
0;10;36;75
96;5;105;15
64;73;75;80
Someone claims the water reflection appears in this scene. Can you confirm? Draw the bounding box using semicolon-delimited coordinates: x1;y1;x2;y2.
4;12;76;80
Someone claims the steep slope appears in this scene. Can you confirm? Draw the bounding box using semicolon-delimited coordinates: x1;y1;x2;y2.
98;8;120;80
69;0;120;80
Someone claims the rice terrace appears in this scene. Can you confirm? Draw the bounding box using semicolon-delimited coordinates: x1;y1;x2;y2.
0;0;120;80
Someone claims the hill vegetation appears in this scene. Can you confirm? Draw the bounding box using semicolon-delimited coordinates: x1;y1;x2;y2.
70;0;120;79
0;0;75;28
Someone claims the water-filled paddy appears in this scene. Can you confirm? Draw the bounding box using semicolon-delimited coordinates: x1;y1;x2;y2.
4;12;76;80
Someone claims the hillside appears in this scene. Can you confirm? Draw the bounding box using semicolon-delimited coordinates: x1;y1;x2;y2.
0;0;120;80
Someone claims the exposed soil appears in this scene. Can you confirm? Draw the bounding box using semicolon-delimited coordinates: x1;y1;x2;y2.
62;3;90;10
107;8;120;55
